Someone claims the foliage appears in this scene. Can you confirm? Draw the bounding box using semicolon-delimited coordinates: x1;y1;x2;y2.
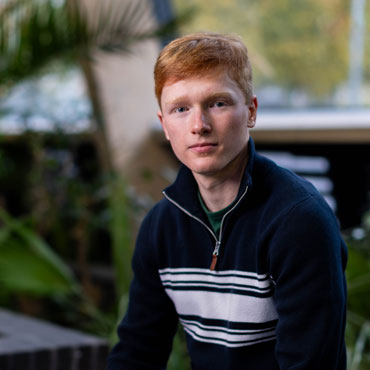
173;0;355;99
0;205;114;335
0;206;78;296
168;327;191;370
258;0;349;96
109;175;133;298
344;212;370;369
0;133;118;331
0;0;173;86
0;0;158;303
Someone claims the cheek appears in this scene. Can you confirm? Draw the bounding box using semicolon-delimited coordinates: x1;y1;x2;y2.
162;121;177;141
224;117;248;141
168;135;185;156
166;126;181;143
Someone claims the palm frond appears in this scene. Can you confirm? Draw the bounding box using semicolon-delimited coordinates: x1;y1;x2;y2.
0;0;178;85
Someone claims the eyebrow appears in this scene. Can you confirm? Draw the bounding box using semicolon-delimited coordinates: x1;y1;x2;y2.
204;92;236;102
165;92;236;107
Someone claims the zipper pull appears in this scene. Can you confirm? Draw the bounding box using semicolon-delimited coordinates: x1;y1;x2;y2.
210;241;221;271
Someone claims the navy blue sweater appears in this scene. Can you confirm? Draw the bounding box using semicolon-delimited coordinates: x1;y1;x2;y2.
107;139;347;370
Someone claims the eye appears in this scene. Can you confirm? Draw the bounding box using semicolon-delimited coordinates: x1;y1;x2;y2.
210;101;227;108
174;106;188;113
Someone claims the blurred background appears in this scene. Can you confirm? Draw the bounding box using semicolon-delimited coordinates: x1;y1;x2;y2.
0;0;369;369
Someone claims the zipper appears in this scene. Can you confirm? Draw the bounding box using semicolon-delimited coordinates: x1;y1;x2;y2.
163;185;249;271
210;240;221;270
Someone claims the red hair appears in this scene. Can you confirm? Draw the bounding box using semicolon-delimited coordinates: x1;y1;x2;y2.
154;32;254;107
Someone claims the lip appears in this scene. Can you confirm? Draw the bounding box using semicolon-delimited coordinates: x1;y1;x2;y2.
189;142;217;153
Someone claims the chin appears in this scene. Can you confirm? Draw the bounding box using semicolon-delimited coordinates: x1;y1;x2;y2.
188;163;222;176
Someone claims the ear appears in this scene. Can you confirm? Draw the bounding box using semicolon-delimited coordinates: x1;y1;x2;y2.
157;110;170;141
247;95;258;128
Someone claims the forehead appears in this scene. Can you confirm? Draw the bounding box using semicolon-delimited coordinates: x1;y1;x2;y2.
161;71;243;103
164;65;227;88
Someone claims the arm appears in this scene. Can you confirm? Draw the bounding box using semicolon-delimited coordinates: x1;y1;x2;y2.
107;213;178;370
269;196;347;370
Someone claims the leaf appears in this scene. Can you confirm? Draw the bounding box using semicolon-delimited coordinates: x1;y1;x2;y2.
0;208;78;291
109;175;132;298
17;224;77;285
0;207;77;288
0;247;75;296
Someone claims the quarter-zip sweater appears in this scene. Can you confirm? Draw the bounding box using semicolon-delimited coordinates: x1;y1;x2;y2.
107;139;347;370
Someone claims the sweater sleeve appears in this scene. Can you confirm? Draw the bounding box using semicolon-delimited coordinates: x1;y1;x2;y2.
107;212;178;370
268;195;347;370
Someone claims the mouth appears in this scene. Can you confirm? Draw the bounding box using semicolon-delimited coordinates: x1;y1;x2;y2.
189;142;217;153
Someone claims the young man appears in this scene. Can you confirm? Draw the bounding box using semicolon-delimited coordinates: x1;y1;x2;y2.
107;32;347;369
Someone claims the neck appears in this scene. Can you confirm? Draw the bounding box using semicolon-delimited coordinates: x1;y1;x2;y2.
194;147;248;212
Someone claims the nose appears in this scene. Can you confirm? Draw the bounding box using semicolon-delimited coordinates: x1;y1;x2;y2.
190;108;211;135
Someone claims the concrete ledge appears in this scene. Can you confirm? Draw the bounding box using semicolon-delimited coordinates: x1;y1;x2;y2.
0;308;109;370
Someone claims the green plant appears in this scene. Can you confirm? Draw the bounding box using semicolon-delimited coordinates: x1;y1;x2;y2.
0;206;114;336
108;175;133;299
344;212;370;369
0;207;77;295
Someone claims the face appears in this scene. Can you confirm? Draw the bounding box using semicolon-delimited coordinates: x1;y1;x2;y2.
158;71;257;181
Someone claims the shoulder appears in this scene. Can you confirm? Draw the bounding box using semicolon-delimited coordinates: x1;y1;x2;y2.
137;195;185;246
254;152;319;195
254;154;346;268
252;152;328;215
